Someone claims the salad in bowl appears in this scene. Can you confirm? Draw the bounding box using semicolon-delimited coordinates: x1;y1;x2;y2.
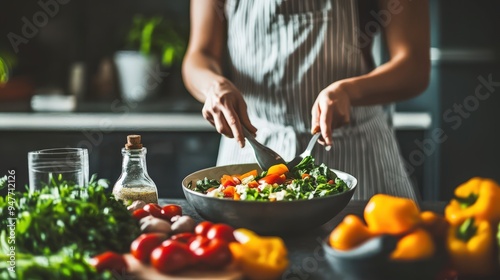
182;158;357;234
188;156;349;202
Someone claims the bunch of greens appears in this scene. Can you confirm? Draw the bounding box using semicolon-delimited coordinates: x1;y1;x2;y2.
0;247;116;280
0;175;140;279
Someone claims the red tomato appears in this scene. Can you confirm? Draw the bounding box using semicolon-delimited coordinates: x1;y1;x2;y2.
143;203;163;218
191;238;232;269
132;208;150;220
170;232;196;244
194;221;213;236
130;233;167;263
206;224;236;242
161;204;183;221
258;174;286;185
188;235;210;252
221;175;238;187
89;251;128;273
151;240;194;274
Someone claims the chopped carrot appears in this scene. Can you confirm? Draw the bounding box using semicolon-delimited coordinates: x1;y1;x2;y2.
247;180;259;188
233;192;241;200
302;173;310;179
223;186;235;197
237;169;258;181
328;179;334;185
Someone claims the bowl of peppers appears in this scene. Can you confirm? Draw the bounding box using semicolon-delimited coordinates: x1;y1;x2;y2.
322;194;446;280
323;177;500;279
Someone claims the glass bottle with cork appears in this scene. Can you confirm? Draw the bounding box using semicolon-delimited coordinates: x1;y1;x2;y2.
113;134;158;204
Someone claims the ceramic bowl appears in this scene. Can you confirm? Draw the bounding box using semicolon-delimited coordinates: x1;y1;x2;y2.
322;235;443;280
182;163;357;235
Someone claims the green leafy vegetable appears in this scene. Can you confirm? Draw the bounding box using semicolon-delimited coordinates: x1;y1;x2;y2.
0;175;140;279
0;247;116;280
190;177;220;193
0;175;6;190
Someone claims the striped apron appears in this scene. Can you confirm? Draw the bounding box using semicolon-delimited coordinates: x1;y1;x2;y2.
217;0;419;201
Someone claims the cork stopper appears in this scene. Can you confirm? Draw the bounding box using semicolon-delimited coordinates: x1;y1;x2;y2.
125;135;143;149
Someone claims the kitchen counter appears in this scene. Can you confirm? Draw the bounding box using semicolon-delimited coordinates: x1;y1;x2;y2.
0;112;214;132
160;198;446;280
0;112;431;131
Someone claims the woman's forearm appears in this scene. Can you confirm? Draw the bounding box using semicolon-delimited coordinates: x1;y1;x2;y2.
182;52;226;103
182;0;227;103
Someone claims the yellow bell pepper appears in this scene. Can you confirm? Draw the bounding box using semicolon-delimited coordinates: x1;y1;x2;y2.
329;214;373;251
229;229;289;280
390;228;435;260
364;194;421;235
445;177;500;226
446;218;496;277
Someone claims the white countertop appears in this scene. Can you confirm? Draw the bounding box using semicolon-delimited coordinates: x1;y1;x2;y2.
0;112;431;131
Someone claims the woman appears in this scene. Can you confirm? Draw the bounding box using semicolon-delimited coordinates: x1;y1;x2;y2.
182;0;430;201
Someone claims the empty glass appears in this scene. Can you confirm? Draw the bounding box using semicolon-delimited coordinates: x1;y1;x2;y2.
28;148;89;192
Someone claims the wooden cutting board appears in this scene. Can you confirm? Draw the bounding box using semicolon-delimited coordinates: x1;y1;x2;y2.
124;254;244;280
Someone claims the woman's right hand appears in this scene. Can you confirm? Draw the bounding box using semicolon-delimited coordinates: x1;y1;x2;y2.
202;78;257;147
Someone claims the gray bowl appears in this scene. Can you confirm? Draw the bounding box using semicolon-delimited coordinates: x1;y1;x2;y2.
182;163;357;235
322;235;444;280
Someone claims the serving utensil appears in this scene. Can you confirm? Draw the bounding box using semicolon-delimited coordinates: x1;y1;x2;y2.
243;127;286;170
286;133;321;170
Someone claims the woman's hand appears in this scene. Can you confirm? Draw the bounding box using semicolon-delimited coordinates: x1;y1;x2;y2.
202;78;257;147
311;82;352;147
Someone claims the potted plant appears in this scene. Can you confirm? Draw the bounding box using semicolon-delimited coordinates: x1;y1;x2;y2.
114;15;186;103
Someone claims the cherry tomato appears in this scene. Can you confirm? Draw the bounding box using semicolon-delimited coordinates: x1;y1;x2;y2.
258;174;286;185
132;208;150;220
170;232;196;244
206;224;236;242
151;240;194;274
143;203;163;218
188;235;210;252
89;251;128;273
191;238;232;269
194;221;213;236
161;204;183;221
130;233;167;263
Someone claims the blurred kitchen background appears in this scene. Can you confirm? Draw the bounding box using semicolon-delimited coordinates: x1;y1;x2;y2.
0;0;499;200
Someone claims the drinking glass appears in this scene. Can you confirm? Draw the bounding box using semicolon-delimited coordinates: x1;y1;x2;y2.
28;148;89;192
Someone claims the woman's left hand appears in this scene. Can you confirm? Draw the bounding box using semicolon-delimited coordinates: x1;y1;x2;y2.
311;82;352;148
